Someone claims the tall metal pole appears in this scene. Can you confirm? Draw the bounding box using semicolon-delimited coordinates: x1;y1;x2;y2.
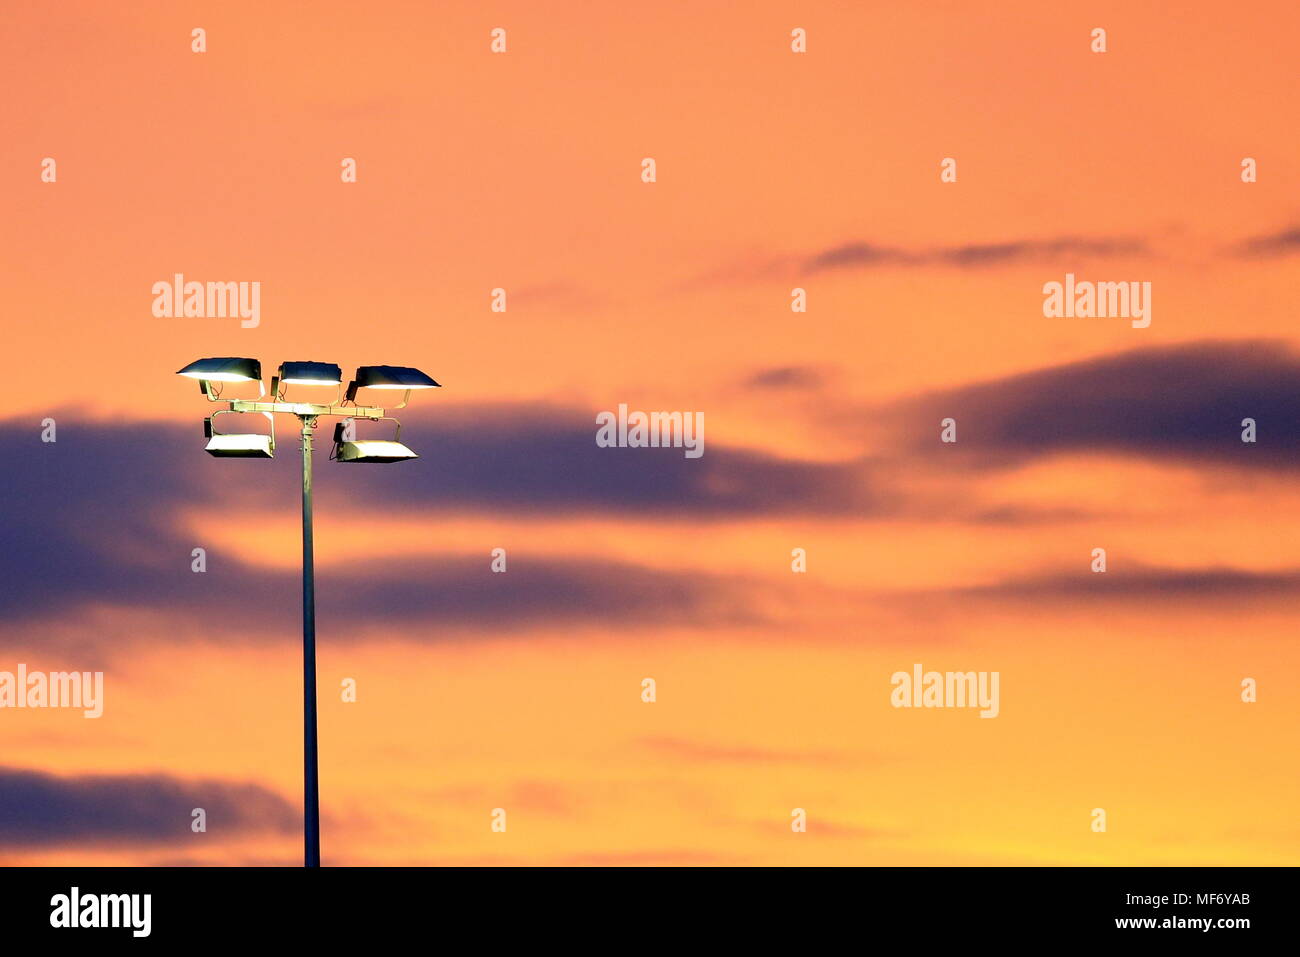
301;415;321;867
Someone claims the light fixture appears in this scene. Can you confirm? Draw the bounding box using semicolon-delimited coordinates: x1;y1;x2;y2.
332;417;418;463
203;411;275;458
204;434;275;458
176;357;262;382
278;361;343;386
336;440;419;463
351;365;441;390
345;365;441;403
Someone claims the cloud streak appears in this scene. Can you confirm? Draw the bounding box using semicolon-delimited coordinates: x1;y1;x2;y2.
0;766;296;847
891;340;1300;470
953;565;1300;606
1235;225;1300;258
806;236;1146;273
1;409;845;645
742;366;829;391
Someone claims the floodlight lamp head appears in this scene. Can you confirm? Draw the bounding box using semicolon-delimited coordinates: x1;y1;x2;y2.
336;440;419;463
346;365;440;401
202;410;275;458
176;357;262;383
205;434;275;458
278;361;343;386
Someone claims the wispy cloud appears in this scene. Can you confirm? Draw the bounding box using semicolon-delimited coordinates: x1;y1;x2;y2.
0;766;296;847
0;545;781;647
890;339;1300;470
0;410;864;643
674;234;1148;291
1235;225;1300;258
0;403;881;643
3;407;873;520
741;365;828;392
807;236;1147;273
952;565;1300;606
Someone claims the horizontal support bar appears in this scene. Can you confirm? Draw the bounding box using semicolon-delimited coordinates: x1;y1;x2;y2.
227;400;387;419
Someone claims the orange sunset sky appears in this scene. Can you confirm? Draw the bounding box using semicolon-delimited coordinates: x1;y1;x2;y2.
1;1;1298;866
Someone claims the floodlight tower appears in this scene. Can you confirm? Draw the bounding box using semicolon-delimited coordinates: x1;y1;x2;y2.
176;357;440;866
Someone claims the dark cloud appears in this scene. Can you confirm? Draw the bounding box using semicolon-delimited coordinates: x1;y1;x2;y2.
946;565;1300;606
807;236;1144;273
1;407;853;643
964;505;1096;525
312;554;768;634
1235;225;1300;258
1;551;770;644
338;404;872;517
676;234;1146;291
909;564;1300;608
0;524;774;648
807;242;912;271
894;340;1300;469
0;766;296;847
742;366;827;391
4;405;873;524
